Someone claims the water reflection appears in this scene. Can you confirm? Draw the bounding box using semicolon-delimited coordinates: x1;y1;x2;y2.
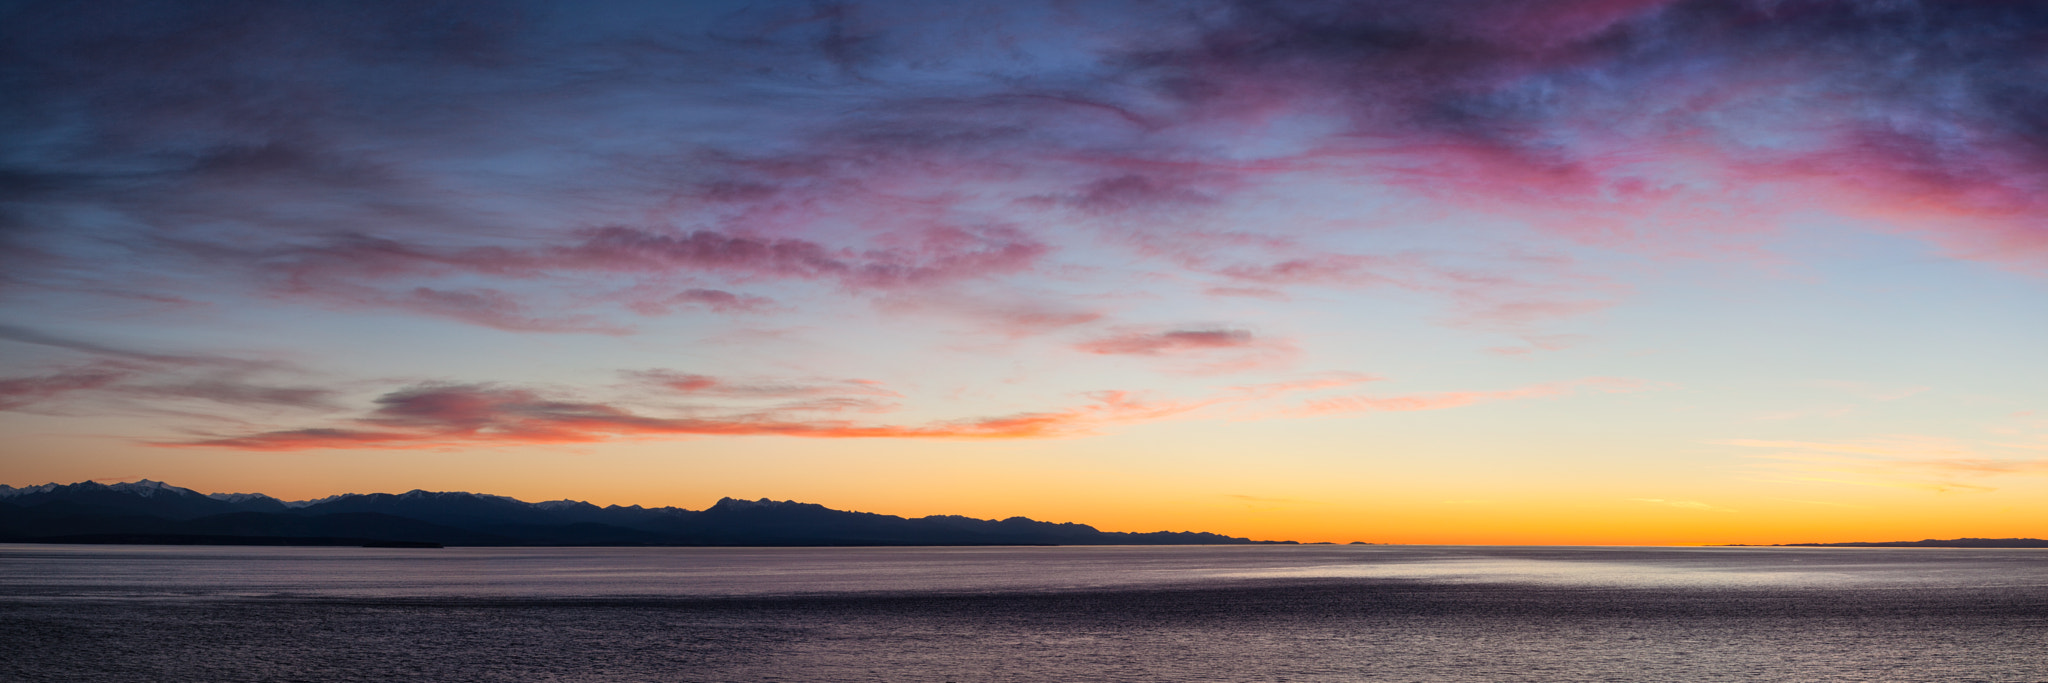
2;544;2041;599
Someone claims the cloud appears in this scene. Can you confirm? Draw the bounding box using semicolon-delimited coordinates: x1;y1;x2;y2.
870;292;1105;339
1203;286;1289;301
627;370;902;400
0;326;336;414
1723;435;2048;493
121;380;337;410
166;371;1638;451
1224;494;1305;503
0;324;262;370
0;365;134;410
1213;255;1409;288
1200;251;1623;332
22;0;2040;340
166;373;1395;451
4;0;2043;449
1294;377;1646;416
1770;498;1868;510
1076;328;1257;356
1034;174;1217;214
387;287;629;335
164;383;1098;450
1627;498;1735;513
634;289;774;315
553;225;1051;289
1073;326;1300;374
176;225;1054;333
10;0;1921;354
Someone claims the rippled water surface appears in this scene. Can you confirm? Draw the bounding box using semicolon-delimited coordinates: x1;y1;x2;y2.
3;544;2044;681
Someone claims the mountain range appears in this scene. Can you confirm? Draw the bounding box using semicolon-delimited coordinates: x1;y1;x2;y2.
0;480;1295;547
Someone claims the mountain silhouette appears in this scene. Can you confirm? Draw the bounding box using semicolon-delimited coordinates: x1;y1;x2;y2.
0;480;1292;547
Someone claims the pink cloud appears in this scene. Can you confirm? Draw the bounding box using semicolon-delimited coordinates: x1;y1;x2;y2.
1486;334;1587;357
165;374;1394;451
1032;174;1217;214
673;288;771;313
163;384;1104;450
986;308;1108;337
1045;0;2048;275
552;225;1049;289
869;292;1105;339
1449;297;1615;331
0;327;339;414
1725;129;2048;271
1205;248;1623;332
229;223;1064;335
628;370;903;399
391;287;630;335
15;0;2045;378
1213;254;1412;288
622;288;774;316
0;365;134;410
1204;286;1289;301
0;365;337;415
1076;328;1257;356
1074;327;1301;374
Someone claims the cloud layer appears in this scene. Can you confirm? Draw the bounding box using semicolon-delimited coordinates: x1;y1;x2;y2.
8;0;2041;339
157;372;1646;451
0;0;2039;461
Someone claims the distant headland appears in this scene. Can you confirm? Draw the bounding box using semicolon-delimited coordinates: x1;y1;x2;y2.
0;480;1326;548
1724;538;2048;548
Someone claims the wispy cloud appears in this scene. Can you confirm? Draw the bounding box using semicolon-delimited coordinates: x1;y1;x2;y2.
0;326;337;416
1077;328;1258;356
158;383;1148;450
1724;435;2048;493
164;373;1433;450
628;370;902;400
1770;498;1869;510
163;370;1650;451
1293;377;1647;416
1074;326;1299;374
0;365;133;411
1627;498;1735;513
1225;494;1307;504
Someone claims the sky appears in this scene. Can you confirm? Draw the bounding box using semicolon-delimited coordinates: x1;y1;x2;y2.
1;0;2043;545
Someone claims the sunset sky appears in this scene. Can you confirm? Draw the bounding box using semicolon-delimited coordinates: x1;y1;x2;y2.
2;0;2043;544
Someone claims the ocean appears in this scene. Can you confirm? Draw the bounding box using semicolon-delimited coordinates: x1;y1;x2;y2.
2;544;2043;682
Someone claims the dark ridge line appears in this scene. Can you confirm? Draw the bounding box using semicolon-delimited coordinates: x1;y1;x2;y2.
1718;538;2048;549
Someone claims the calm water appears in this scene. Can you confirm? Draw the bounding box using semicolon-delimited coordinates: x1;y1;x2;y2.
2;544;2044;681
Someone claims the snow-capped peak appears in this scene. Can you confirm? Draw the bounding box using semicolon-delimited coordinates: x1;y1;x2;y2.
0;483;62;498
108;479;201;498
395;489;525;504
712;497;804;510
207;492;280;504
